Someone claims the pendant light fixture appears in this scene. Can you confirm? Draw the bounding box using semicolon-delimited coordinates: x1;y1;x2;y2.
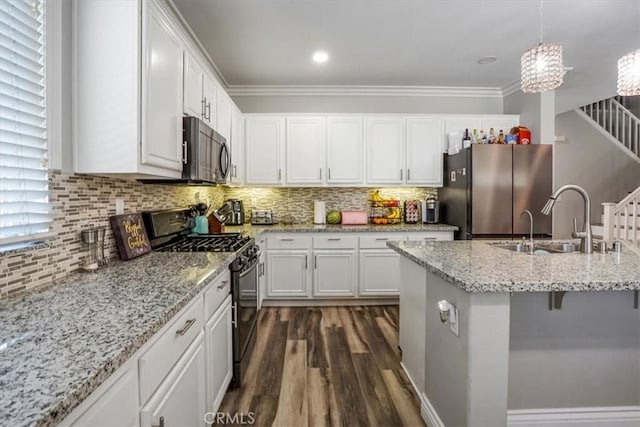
617;49;640;96
521;0;564;93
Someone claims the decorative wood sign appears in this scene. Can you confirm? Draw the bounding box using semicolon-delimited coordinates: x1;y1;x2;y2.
109;213;151;260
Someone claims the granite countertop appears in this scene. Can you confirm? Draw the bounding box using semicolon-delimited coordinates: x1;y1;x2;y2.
0;252;235;427
226;222;458;238
387;240;640;293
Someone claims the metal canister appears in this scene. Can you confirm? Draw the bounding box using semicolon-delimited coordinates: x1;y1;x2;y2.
612;241;622;253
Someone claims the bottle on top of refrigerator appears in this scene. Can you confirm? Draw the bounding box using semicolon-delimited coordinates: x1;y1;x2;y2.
498;129;505;144
471;129;478;144
489;128;496;144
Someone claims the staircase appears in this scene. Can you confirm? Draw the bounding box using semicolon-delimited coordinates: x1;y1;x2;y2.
580;96;640;253
602;188;640;254
580;96;640;159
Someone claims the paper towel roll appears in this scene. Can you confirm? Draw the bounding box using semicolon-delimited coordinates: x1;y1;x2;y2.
314;201;326;224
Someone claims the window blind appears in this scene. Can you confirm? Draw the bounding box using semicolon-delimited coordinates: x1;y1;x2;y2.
0;0;52;245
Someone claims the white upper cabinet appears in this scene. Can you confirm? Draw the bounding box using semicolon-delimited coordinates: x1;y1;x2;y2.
245;117;285;185
405;118;444;186
183;51;205;118
366;117;405;185
74;0;184;177
229;104;244;184
202;74;217;128
326;117;364;184
140;0;184;172
216;88;232;141
286;117;325;185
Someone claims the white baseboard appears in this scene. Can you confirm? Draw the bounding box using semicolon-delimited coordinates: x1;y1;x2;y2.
261;298;398;307
399;362;446;427
508;406;640;427
421;392;446;427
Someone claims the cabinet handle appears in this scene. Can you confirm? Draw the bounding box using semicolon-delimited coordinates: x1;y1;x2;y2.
176;318;196;336
407;169;411;180
375;238;389;241
278;168;282;181
424;237;437;240
202;97;207;118
328;167;331;180
232;303;238;328
153;416;165;427
217;280;229;290
182;141;188;164
232;164;237;178
400;169;403;180
314;255;317;269
319;168;322;180
206;102;211;121
327;238;341;241
280;238;294;241
305;254;308;269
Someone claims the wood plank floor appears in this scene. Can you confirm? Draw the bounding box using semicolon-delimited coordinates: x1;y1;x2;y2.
217;306;425;427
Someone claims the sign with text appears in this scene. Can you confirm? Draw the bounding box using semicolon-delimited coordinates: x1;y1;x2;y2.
109;213;151;260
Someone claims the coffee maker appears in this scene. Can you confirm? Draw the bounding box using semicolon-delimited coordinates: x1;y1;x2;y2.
422;194;440;224
218;199;244;225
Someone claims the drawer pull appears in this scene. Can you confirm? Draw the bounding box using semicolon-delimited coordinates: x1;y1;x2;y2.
375;238;389;241
327;238;341;241
176;318;196;336
280;238;294;241
153;416;165;427
424;237;437;240
217;280;229;290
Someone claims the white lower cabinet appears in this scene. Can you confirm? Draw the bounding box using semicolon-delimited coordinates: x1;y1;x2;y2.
313;250;357;297
67;365;138;427
263;231;453;301
359;250;402;296
140;332;206;427
205;296;232;413
267;251;311;297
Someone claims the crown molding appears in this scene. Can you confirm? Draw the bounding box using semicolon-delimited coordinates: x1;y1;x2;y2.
227;85;505;98
501;79;522;97
165;0;230;88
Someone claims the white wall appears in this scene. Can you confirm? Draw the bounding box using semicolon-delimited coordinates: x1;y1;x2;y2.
232;94;504;114
553;110;640;238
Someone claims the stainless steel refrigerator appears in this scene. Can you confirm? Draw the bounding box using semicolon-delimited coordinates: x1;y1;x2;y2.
439;144;552;240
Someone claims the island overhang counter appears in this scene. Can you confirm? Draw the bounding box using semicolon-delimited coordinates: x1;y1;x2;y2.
387;240;640;427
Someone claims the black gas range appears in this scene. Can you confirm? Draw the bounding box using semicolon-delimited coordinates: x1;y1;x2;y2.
142;208;258;389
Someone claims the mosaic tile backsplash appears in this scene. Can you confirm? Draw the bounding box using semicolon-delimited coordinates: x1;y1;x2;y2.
0;173;435;297
0;172;225;297
224;187;436;224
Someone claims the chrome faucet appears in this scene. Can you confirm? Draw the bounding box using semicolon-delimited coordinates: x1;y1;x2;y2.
520;209;534;255
541;184;593;254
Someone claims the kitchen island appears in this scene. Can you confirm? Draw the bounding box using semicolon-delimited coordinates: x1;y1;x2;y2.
0;252;234;427
388;240;640;427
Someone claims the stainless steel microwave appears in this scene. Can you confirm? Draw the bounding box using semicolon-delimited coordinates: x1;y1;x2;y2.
182;116;229;184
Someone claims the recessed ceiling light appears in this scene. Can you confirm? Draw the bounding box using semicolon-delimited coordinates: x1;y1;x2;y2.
477;56;497;65
312;50;329;64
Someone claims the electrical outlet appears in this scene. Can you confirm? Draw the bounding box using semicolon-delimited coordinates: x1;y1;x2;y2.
194;191;201;201
115;199;125;215
449;305;460;336
251;197;257;207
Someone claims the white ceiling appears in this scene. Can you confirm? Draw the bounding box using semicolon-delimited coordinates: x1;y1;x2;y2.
173;0;640;108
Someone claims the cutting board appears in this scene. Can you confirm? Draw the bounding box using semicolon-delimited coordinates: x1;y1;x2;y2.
109;213;151;260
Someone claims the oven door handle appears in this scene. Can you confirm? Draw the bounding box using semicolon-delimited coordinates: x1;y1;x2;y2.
238;259;258;278
231;302;238;329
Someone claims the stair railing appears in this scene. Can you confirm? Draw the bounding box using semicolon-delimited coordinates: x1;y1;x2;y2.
581;97;640;157
602;186;640;253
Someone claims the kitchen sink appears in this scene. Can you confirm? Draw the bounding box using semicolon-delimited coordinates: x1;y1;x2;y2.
494;242;579;254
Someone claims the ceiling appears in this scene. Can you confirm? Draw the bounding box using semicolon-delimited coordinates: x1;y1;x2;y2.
173;0;640;108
